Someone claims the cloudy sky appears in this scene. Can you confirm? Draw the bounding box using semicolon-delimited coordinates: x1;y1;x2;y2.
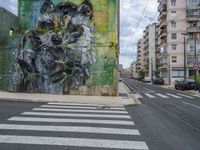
0;0;158;69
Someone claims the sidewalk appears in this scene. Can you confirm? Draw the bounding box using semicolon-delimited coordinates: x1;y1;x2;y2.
0;82;137;106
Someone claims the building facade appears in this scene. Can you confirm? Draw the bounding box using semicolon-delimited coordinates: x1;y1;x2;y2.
0;8;19;46
136;39;145;73
0;8;19;91
0;0;120;96
158;0;200;84
143;23;159;79
130;61;137;78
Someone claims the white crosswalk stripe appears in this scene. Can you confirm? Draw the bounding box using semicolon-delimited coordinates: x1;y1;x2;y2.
0;124;140;135
0;135;149;150
177;93;194;99
9;117;135;125
40;105;125;110
32;108;128;114
22;112;131;119
48;102;124;108
155;93;169;99
0;103;149;150
192;94;200;98
166;93;182;99
144;93;156;98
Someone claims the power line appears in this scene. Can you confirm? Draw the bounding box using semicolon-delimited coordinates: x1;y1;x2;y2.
125;0;150;46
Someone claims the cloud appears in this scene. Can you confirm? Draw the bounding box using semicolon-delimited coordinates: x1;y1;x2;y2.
120;0;158;69
0;0;18;15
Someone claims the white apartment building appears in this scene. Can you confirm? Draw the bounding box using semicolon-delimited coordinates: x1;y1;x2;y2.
143;23;159;79
130;61;137;78
158;0;200;84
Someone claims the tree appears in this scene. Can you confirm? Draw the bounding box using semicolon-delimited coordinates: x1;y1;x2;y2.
138;69;146;79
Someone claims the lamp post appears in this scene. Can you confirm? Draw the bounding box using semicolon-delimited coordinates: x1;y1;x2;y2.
181;33;188;80
194;33;197;91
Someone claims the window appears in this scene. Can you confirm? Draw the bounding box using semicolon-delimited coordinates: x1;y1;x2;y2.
171;33;177;40
188;44;195;51
171;11;176;17
171;56;177;63
171;21;176;28
171;0;176;6
9;28;14;36
172;71;184;78
172;44;177;51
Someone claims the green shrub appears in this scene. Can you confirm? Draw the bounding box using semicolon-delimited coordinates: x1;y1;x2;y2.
189;74;200;83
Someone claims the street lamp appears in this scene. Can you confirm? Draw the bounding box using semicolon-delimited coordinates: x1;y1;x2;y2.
181;33;188;80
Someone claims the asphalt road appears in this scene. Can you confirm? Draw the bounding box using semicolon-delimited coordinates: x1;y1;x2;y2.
0;100;148;150
124;78;200;150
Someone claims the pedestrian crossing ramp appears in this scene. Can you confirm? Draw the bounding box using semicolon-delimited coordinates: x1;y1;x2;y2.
0;102;149;150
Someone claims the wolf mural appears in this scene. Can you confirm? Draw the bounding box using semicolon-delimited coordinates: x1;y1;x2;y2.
13;0;95;94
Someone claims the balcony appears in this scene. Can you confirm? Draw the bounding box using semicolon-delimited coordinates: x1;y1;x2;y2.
187;1;200;9
187;26;200;33
158;0;167;12
186;13;200;21
159;31;167;39
144;50;149;56
159;7;167;20
159;20;167;28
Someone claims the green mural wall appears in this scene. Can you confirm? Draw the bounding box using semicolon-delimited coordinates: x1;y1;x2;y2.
11;0;119;96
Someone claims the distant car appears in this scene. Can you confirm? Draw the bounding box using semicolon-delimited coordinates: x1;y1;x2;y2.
134;77;143;81
142;77;151;83
175;79;196;90
119;78;123;82
153;77;164;85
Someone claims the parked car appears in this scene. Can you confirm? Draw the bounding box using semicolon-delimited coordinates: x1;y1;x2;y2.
153;77;164;85
119;77;123;82
175;79;196;90
134;77;143;81
142;77;151;83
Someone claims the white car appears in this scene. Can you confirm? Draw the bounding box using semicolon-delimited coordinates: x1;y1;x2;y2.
142;77;151;83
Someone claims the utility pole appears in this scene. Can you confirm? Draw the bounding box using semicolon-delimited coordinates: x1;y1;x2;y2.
151;57;153;82
184;36;187;79
168;54;171;85
194;33;197;91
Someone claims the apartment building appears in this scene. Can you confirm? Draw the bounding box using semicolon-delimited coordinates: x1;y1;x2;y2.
142;23;159;79
158;0;200;84
130;61;137;78
136;39;145;72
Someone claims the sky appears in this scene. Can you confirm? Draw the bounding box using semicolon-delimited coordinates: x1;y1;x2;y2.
0;0;158;69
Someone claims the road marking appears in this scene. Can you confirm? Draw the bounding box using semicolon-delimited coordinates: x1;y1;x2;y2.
22;112;131;119
155;93;169;99
166;93;182;99
135;94;143;99
9;117;135;125
144;87;155;92
0;135;149;150
182;101;200;109
144;93;156;98
41;105;125;110
0;124;140;135
177;93;194;99
192;94;200;98
48;103;124;108
32;108;128;114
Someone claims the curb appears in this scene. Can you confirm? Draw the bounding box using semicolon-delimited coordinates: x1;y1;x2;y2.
122;81;141;105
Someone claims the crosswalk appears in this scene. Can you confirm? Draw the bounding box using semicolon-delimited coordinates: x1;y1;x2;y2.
0;102;149;150
142;92;197;99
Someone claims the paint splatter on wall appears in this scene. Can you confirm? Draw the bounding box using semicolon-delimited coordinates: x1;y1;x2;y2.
12;0;119;95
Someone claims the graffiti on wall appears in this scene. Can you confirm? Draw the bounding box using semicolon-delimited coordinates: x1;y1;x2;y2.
13;0;95;94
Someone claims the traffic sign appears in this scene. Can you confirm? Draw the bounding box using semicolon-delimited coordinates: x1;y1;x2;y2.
193;60;200;70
